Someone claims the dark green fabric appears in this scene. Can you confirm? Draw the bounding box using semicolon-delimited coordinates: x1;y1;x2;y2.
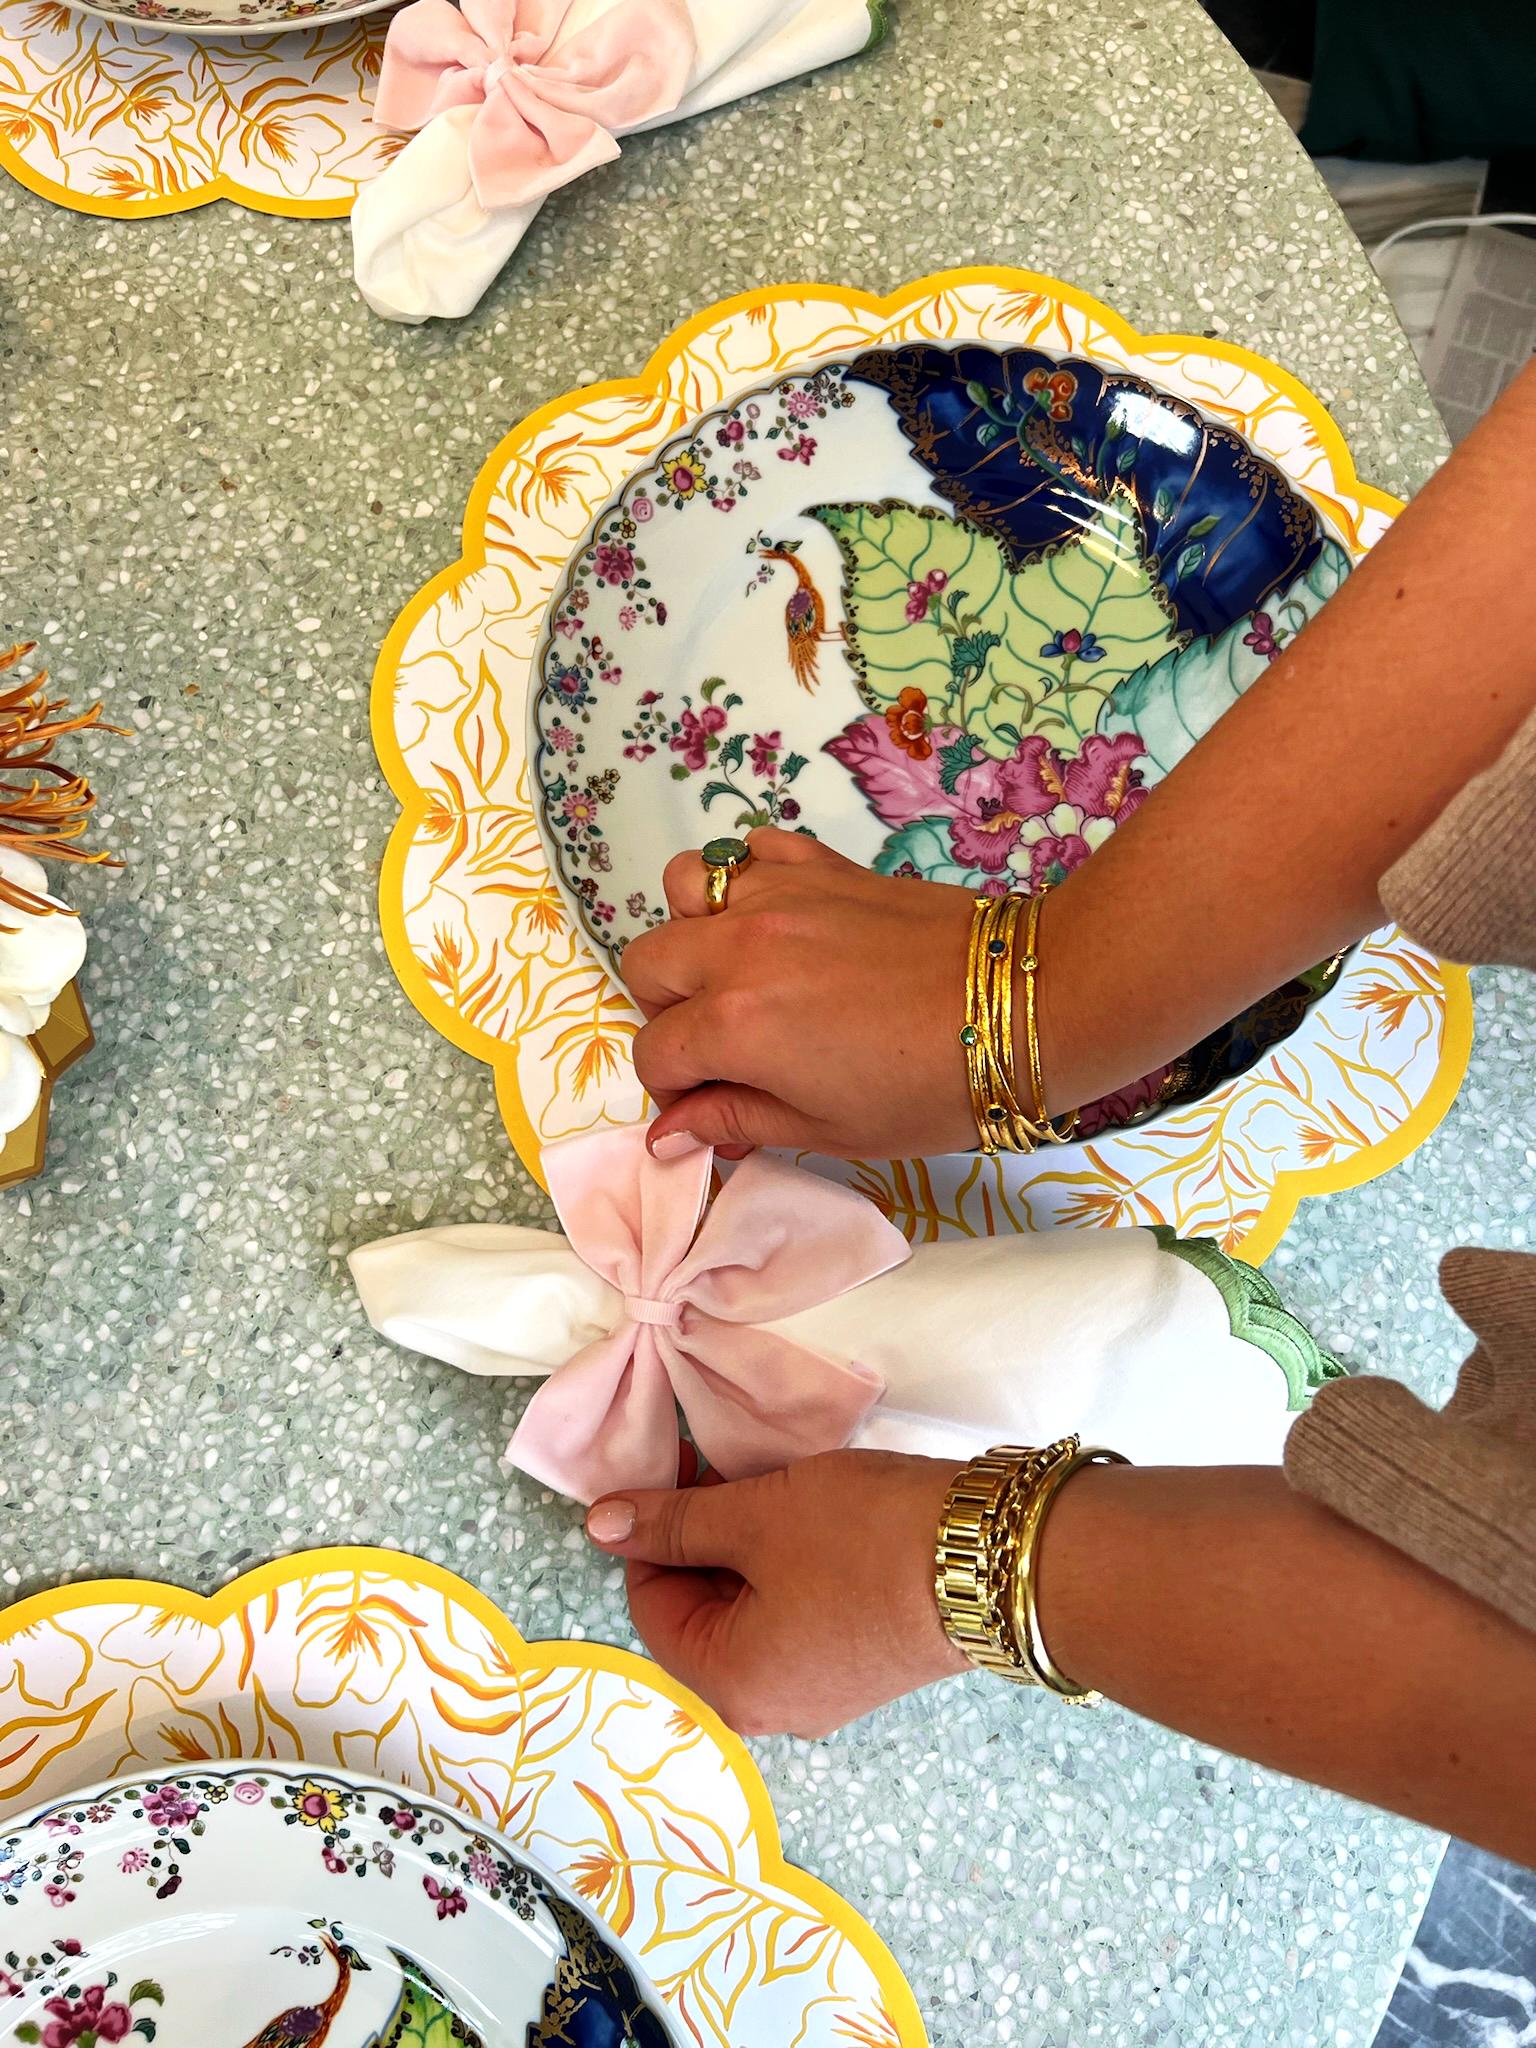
1300;0;1536;163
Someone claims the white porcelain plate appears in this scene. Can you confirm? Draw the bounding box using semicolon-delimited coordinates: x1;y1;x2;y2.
56;0;395;38
0;1761;678;2046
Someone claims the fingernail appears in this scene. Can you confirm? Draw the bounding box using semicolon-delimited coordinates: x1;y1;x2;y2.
650;1131;702;1161
586;1499;636;1545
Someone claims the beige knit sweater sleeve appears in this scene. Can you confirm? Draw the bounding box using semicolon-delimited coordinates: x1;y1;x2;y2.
1283;705;1536;1634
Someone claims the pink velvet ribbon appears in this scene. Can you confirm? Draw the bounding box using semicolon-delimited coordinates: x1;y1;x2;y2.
508;1125;910;1503
374;0;697;211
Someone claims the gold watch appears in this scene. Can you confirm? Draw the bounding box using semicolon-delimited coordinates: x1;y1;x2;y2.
933;1441;1073;1682
935;1437;1128;1699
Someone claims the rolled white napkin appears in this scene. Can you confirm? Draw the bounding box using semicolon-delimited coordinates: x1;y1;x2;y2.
353;0;883;324
352;1130;1343;1501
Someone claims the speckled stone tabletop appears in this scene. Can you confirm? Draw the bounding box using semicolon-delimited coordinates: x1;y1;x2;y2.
5;0;1531;2042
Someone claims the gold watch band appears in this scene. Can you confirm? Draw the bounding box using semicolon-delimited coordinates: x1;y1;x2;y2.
934;1440;1076;1683
936;1437;1129;1700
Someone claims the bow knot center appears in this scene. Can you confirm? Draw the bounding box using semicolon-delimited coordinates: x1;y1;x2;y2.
624;1293;683;1329
482;53;523;94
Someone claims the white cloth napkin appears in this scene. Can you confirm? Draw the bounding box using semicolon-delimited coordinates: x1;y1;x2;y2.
353;1209;1334;1492
353;0;882;323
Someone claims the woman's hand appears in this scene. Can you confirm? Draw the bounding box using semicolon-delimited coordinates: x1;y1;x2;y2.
622;829;978;1159
585;1449;968;1739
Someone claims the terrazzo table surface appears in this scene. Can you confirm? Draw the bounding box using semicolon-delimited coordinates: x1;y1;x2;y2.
5;0;1531;2042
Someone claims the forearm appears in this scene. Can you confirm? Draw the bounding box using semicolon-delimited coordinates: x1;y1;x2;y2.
1036;360;1536;1115
1036;1462;1536;1863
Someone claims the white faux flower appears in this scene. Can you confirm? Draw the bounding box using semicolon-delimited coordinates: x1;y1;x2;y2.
0;1023;43;1141
0;846;87;1143
0;845;86;1038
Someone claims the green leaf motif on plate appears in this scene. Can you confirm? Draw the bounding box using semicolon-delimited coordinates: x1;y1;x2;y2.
810;500;1178;759
936;730;981;795
1097;539;1352;776
1173;542;1206;582
871;818;987;889
370;1952;487;2048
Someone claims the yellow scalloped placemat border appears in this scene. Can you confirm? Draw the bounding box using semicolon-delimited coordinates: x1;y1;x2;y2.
0;5;390;219
369;265;1471;1264
0;1546;925;2048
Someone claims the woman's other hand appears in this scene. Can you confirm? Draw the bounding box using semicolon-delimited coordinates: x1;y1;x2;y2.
585;1449;967;1739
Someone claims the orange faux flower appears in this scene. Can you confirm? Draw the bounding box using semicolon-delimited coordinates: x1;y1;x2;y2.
884;687;932;759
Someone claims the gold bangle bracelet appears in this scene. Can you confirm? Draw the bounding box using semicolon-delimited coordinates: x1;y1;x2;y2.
936;1439;1131;1702
1020;889;1079;1145
1009;1442;1130;1704
960;894;1047;1155
960;896;995;1150
981;895;1030;1152
960;889;1079;1154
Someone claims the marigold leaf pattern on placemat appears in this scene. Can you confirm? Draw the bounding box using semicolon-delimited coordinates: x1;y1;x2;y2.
0;3;392;218
0;1554;926;2048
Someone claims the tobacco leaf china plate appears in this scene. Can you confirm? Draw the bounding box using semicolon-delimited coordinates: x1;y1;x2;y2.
528;344;1349;1132
54;0;395;38
0;1761;678;2046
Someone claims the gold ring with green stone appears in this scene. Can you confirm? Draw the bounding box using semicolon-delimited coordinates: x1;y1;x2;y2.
702;836;753;914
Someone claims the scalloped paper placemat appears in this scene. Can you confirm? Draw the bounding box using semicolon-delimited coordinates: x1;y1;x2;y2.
0;1;392;217
0;1548;924;2048
370;267;1471;1259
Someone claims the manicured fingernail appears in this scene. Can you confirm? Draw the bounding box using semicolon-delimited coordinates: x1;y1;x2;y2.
586;1500;636;1545
650;1131;702;1161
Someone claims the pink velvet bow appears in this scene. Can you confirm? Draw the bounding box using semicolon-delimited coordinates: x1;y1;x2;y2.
508;1125;910;1503
374;0;697;212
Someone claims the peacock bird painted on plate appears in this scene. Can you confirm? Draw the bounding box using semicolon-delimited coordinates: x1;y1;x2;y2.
244;1934;485;2048
757;544;840;692
242;1935;369;2048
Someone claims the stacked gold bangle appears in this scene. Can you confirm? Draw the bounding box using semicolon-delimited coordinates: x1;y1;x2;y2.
959;889;1079;1155
934;1437;1129;1704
